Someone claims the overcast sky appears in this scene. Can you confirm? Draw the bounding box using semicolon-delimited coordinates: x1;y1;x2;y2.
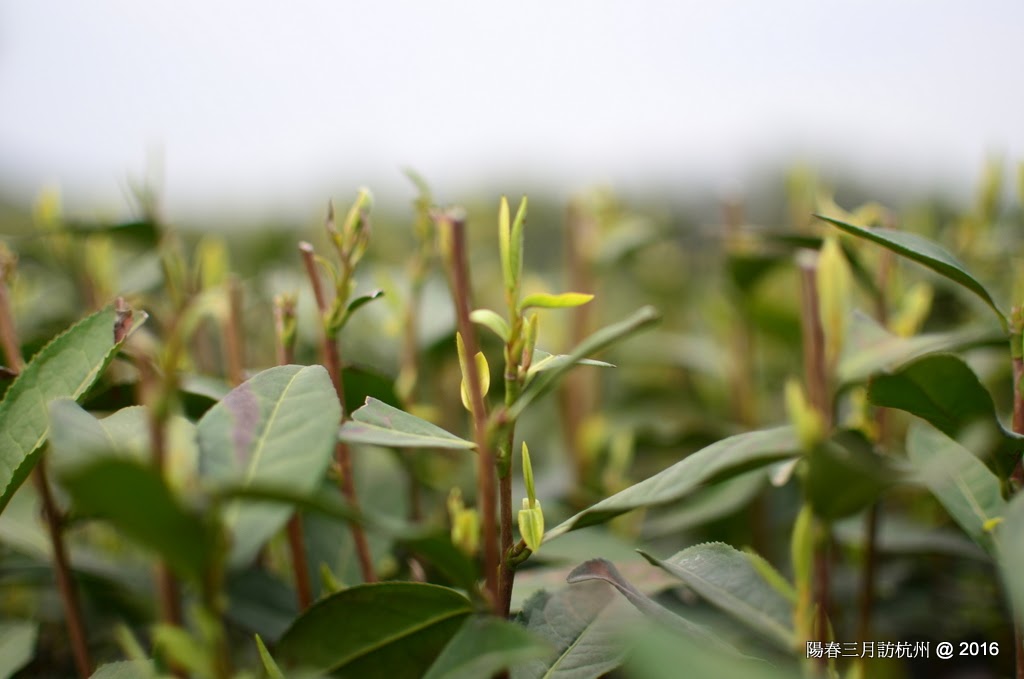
1;1;1022;220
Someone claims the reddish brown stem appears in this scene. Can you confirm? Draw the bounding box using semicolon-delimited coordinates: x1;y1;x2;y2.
442;211;499;609
0;265;92;677
298;242;376;583
497;463;514;617
798;251;831;663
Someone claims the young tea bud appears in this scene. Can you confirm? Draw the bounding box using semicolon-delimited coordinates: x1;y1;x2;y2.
785;379;824;452
889;282;933;338
194;235;230;291
521;442;536;507
816;236;852;371
447;489;480;556
456;332;490;412
518;498;544;553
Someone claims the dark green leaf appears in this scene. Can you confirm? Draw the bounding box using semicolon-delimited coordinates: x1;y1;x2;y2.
996;493;1024;626
400;533;479;593
513;581;633;679
638;543;794;650
276;582;472;677
338;289;385;331
868;353;1019;444
59;458;218;583
423;616;550;679
907;421;1006;553
817;215;1007;330
198;364;340;567
643;470;767;539
88;661;158;679
804;432;896;520
545;427;799;541
342;364;402;412
0;305;146;514
339;398;474;450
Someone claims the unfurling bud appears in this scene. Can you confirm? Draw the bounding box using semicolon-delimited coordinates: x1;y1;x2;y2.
456;332;490;412
518;498;544;553
816;236;852;371
521;442;536;507
447;488;479;556
784;378;824;452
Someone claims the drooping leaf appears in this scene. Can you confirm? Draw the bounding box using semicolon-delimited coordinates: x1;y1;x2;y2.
566;559;737;653
508;306;660;419
0;620;37;679
339;398;474;450
545;427;799;541
868;353;1020;445
59;458;218;584
197;364;340;567
0;305;146;514
638;543;795;650
817;215;1007;330
513;581;634;679
519;292;594;311
423;616;550;679
643;470;768;539
276;582;472;677
907;421;1006;553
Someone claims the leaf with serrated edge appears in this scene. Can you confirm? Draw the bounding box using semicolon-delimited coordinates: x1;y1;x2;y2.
907;421;1006;553
817;215;1007;331
197;365;340;567
340;398;474;450
639;543;795;650
0;305;146;515
545;427;799;542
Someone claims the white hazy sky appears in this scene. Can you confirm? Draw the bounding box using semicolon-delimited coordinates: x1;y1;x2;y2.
1;1;1022;220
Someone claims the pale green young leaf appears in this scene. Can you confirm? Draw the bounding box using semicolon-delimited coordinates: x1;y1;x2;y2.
519;292;594;312
469;308;510;342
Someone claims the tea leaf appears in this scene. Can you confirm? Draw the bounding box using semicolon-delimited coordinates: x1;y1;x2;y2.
817;215;1007;330
88;661;159;679
526;350;614;379
513;581;632;679
469;308;510;342
197;365;340;567
996;493;1024;626
868;353;1020;444
339;398;475;450
0;620;37;679
0;305;146;515
255;634;286;679
508;306;660;420
276;582;472;676
519;292;594;312
59;458;218;583
423;616;550;679
639;543;794;650
907;421;1006;553
804;432;895;520
545;427;799;541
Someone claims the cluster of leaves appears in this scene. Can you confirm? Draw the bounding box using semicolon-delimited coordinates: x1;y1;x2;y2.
1;162;1023;679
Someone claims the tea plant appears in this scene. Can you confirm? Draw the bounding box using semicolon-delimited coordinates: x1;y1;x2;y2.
0;165;1022;678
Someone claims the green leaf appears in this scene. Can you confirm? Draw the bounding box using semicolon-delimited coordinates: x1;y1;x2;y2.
197;364;340;567
526;350;614;379
424;616;550;679
868;353;1020;445
545;427;799;541
469;308;510;342
513;581;633;679
0;305;146;514
566;559;737;653
508;306;660;420
519;292;594;312
276;582;472;677
337;289;385;331
88;661;158;679
907;421;1006;553
996;493;1024;625
638;543;795;650
837;311;997;387
400;533;479;593
49;401;198;492
643;470;768;539
256;634;286;679
0;620;37;679
339;398;475;450
59;458;218;583
804;432;896;520
817;215;1007;330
